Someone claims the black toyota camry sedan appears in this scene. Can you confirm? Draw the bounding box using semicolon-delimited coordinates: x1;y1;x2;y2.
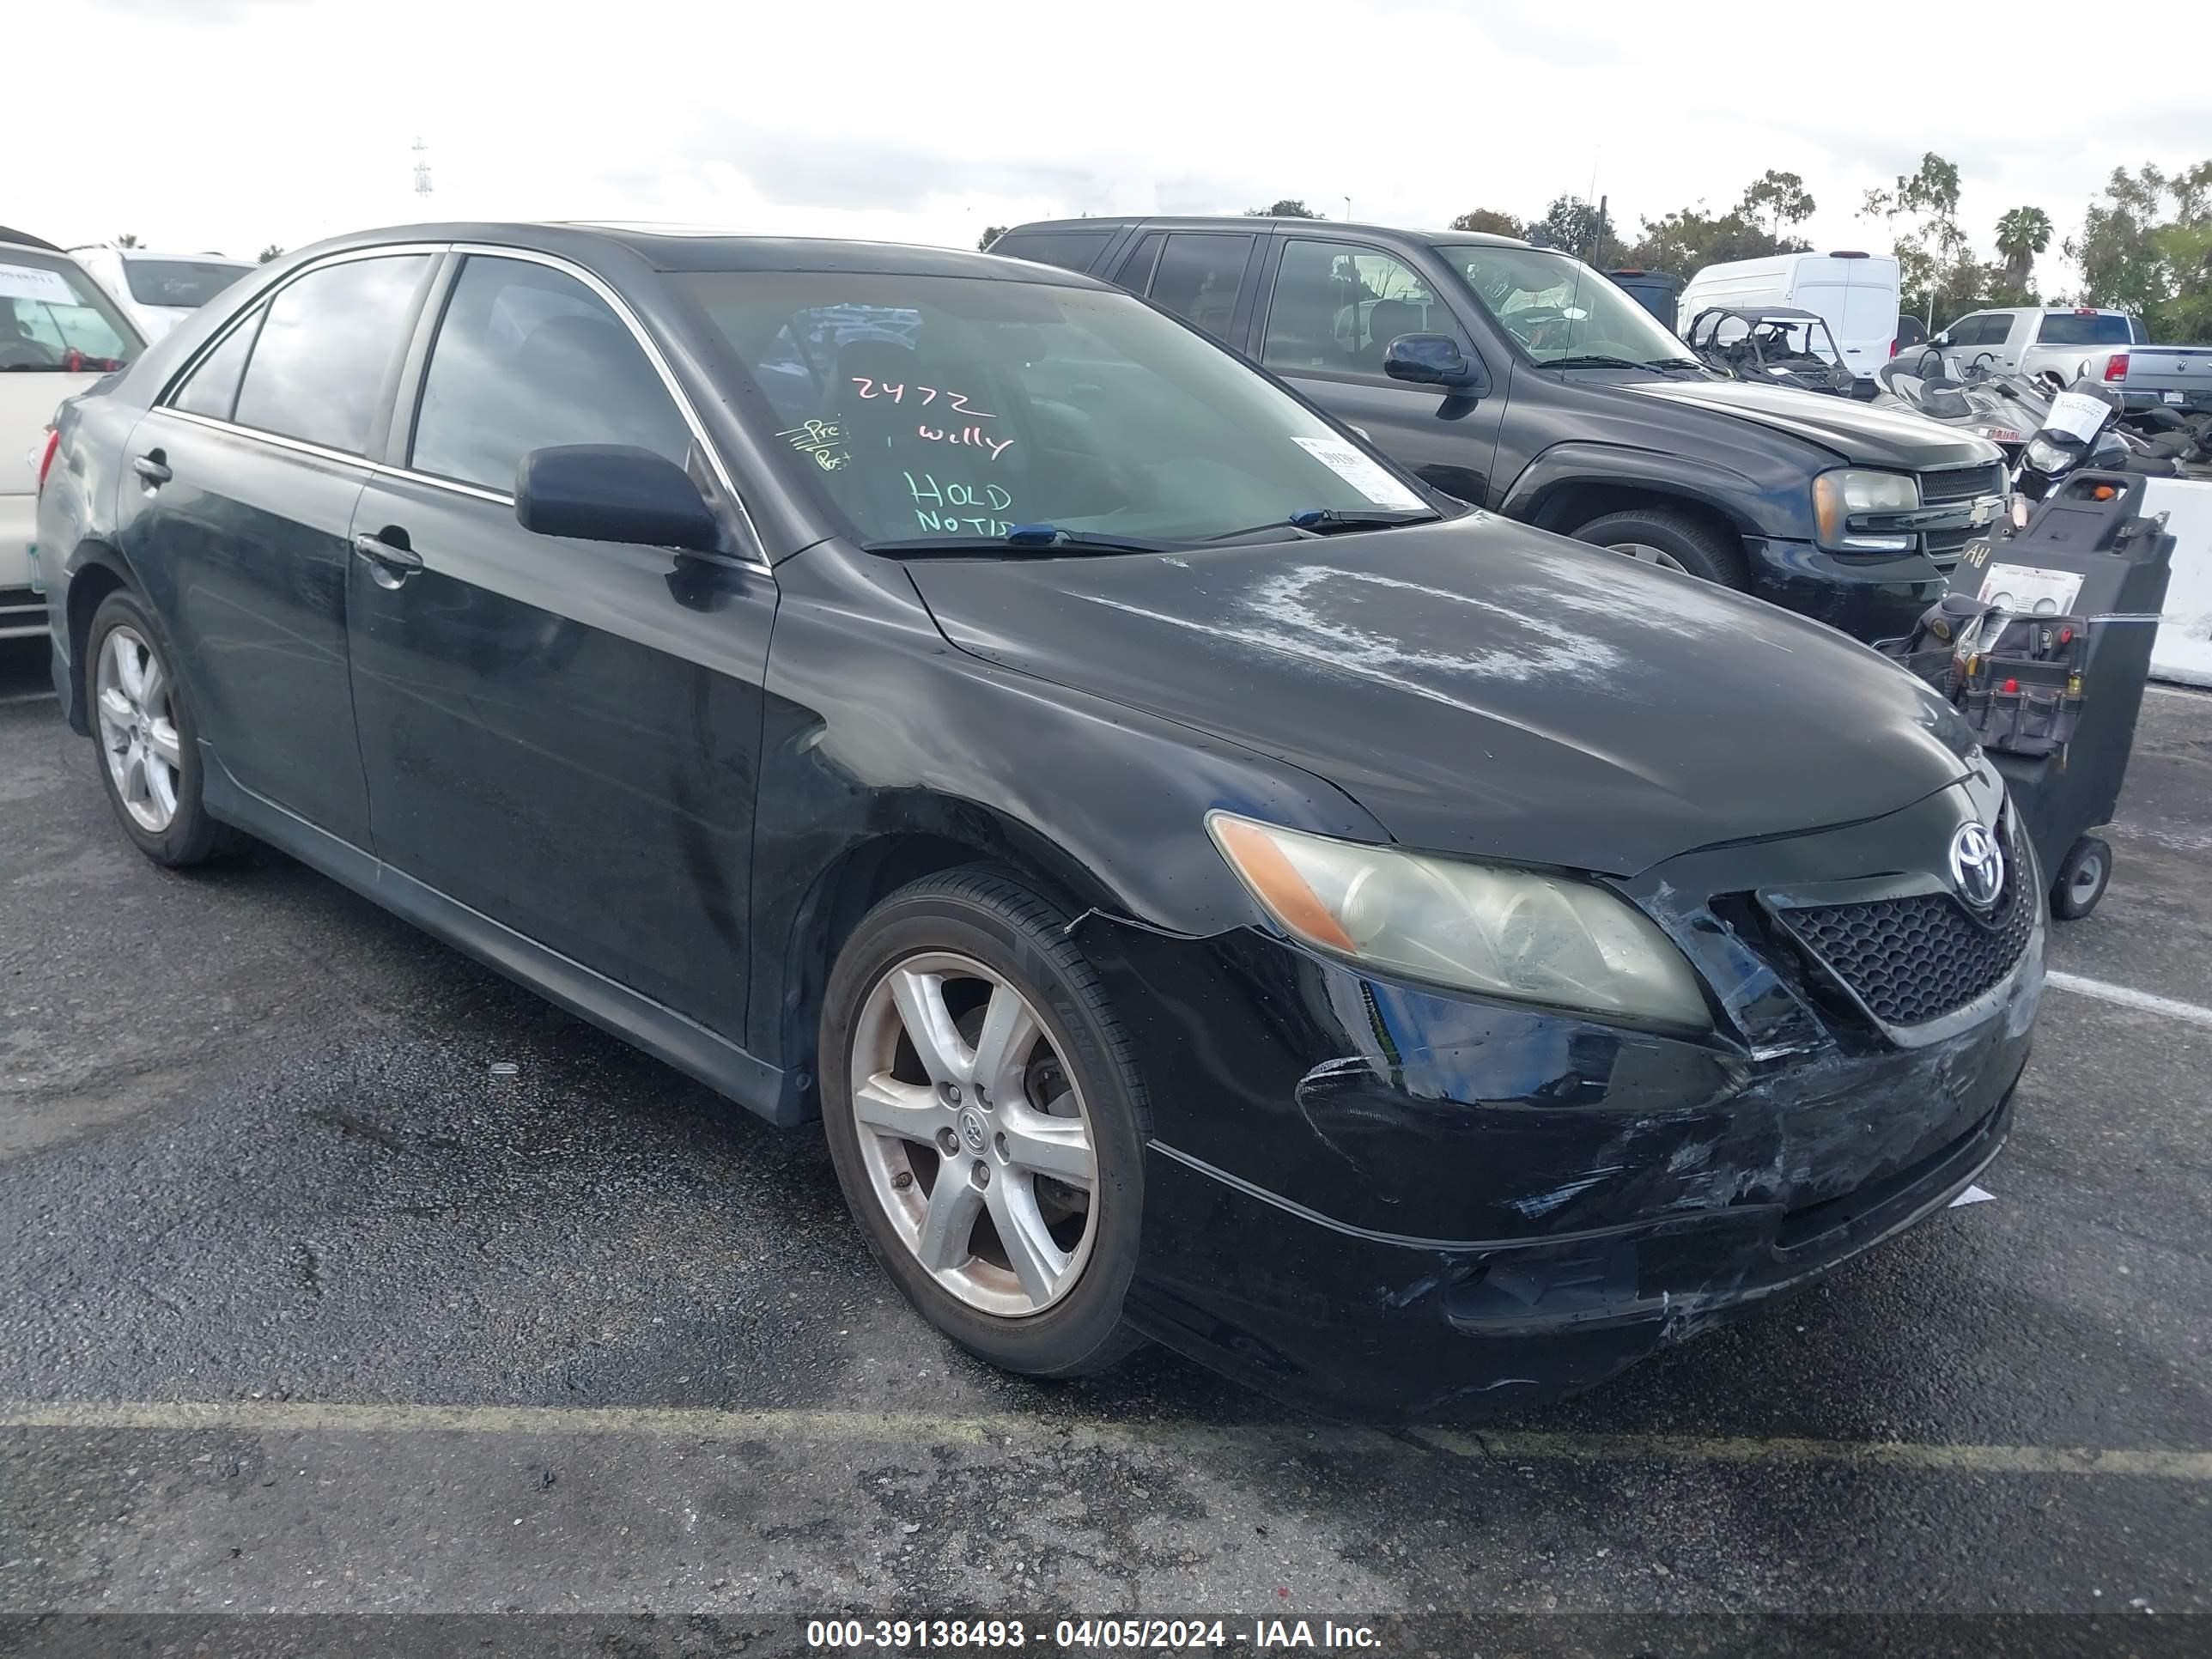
35;223;2042;1418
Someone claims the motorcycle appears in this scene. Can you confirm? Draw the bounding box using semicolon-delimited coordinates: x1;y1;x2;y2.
2013;375;2188;501
1870;358;2054;465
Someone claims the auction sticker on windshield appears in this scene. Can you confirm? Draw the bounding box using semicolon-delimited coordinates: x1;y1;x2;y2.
1291;436;1425;509
0;263;80;305
2044;391;2113;443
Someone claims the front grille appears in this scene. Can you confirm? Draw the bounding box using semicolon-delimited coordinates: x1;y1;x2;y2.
1923;525;1979;570
1774;859;2035;1029
1918;461;2008;505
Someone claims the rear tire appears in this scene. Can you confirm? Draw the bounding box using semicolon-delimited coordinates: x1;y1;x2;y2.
1571;506;1751;588
85;589;239;868
819;866;1149;1379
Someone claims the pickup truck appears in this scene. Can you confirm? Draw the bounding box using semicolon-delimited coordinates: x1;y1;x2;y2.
1915;307;2212;414
992;215;2008;642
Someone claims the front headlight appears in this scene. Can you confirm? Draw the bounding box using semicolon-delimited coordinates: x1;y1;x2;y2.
1813;468;1918;552
1207;814;1711;1030
2022;436;2069;472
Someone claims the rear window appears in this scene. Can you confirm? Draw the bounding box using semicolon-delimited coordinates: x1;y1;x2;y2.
1;250;142;370
2036;313;2132;346
988;230;1113;275
123;258;251;309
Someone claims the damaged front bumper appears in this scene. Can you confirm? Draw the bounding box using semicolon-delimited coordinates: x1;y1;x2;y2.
1081;777;2043;1420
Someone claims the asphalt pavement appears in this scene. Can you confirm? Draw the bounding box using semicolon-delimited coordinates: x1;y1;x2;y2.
1;635;2207;1655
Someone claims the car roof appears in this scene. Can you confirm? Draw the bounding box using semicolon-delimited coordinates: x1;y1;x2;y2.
285;221;1114;288
1003;215;1532;250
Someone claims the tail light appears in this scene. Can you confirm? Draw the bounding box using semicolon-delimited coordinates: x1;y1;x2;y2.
33;427;60;495
1889;338;1899;357
2104;354;2128;382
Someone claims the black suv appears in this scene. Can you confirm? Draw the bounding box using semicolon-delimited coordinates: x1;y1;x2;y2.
995;217;2007;641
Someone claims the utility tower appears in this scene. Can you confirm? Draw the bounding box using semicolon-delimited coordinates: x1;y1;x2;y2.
411;137;433;199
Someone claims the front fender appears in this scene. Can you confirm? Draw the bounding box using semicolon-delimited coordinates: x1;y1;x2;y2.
1504;441;1812;542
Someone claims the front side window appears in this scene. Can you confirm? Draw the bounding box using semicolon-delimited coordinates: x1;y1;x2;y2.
410;256;691;494
0;249;141;371
1439;244;1689;366
233;254;431;454
1262;240;1464;377
2036;312;2132;347
123;259;252;310
685;270;1432;548
1147;234;1253;342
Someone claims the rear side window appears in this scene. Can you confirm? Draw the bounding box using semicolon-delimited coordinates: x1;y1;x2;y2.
233;254;431;454
2036;313;2131;346
989;230;1113;275
1;251;140;368
123;259;251;309
170;307;265;420
410;255;691;494
1149;234;1254;342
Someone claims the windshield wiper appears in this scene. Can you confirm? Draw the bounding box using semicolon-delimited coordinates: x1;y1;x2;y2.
1644;356;1711;373
1539;353;1669;373
862;525;1180;556
1205;507;1439;542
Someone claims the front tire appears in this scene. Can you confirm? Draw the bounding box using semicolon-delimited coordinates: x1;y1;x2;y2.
819;867;1149;1378
1572;506;1750;588
86;589;235;867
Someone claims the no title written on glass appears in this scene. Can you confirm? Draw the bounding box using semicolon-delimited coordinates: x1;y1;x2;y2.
777;374;1024;537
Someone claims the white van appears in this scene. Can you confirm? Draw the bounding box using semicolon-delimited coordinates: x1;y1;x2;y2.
1675;252;1901;384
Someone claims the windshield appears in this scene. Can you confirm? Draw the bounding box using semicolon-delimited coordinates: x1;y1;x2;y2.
682;271;1434;547
1437;245;1690;366
1;249;142;371
2035;313;2133;347
123;258;250;309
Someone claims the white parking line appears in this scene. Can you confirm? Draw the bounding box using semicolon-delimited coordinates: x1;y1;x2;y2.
2;1399;2208;1482
2047;970;2212;1029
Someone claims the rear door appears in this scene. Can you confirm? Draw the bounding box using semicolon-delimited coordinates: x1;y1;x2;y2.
344;249;775;1032
1252;234;1502;505
1125;231;1258;347
116;249;436;845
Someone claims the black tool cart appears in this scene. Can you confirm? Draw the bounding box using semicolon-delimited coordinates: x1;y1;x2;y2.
1883;471;2176;920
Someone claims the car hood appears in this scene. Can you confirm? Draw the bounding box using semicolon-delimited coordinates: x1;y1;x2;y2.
1622;378;2005;470
908;517;1977;877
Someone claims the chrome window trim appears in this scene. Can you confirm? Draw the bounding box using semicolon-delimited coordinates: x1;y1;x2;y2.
445;242;766;564
155;238;769;563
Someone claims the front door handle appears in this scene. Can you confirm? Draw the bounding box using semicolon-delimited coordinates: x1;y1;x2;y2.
131;453;172;487
352;532;423;574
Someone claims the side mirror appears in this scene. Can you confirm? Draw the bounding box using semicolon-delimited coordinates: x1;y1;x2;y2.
1384;333;1483;392
514;444;720;552
1932;333;1952;348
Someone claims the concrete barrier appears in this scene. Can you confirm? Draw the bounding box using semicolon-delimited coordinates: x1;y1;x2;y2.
2145;476;2212;687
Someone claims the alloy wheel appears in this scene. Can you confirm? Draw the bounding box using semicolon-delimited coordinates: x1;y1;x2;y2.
848;951;1099;1317
95;625;183;834
1607;541;1689;573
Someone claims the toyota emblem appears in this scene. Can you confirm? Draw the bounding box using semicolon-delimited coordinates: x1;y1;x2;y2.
1949;822;2005;910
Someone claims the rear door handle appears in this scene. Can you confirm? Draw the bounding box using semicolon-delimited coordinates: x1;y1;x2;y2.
352;532;422;574
131;453;171;487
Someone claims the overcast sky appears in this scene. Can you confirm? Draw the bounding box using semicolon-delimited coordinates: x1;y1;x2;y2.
20;0;2212;297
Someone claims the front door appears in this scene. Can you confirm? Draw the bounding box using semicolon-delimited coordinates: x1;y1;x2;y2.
114;252;436;844
345;252;774;1033
1252;236;1503;506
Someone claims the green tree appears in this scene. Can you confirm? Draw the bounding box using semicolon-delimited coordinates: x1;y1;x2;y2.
1611;172;1816;276
116;233;140;248
1528;195;1604;256
1993;206;2053;293
1738;169;1816;237
976;226;1007;252
2067;161;2212;342
1449;208;1523;237
257;244;284;264
1864;153;1969;323
1246;199;1322;218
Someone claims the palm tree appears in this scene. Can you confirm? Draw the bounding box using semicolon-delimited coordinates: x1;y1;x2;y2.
1995;207;2054;293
